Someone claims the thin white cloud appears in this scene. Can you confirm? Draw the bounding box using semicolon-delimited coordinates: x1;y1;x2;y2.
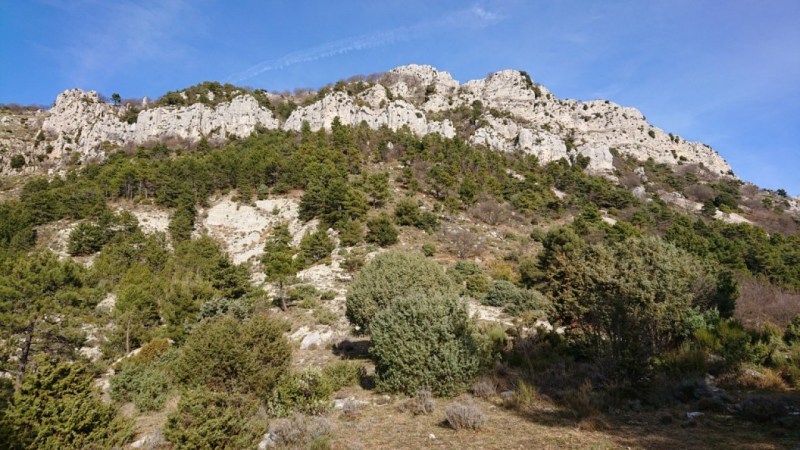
228;5;503;83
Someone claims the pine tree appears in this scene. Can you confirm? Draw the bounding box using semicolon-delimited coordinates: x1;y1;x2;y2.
262;224;296;310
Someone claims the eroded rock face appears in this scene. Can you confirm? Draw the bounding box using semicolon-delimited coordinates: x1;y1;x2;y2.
283;91;456;138
6;64;734;177
38;89;279;167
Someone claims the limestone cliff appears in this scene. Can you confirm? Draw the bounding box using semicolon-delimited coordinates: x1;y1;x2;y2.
0;64;733;177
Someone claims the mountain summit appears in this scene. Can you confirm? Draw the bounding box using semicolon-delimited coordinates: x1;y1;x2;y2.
1;64;731;177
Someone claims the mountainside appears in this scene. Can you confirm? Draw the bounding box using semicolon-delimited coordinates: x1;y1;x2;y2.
2;66;800;449
1;64;731;177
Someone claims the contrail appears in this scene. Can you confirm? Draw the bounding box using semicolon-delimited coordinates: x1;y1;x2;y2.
228;6;501;83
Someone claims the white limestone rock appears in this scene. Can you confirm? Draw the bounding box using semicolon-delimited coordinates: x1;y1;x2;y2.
40;89;279;167
283;91;455;138
13;64;735;179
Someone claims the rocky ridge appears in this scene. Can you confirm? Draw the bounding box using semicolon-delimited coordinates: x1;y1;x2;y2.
1;64;732;177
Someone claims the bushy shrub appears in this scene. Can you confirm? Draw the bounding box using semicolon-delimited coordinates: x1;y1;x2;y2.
346;251;456;332
365;213;398;247
393;198;439;232
483;280;550;315
470;379;497;400
267;415;332;449
464;273;491;297
269;370;333;417
563;380;598;418
447;260;483;285
445;403;486;430
693;318;770;371
322;361;363;391
483;280;521;307
164;389;261;449
421;242;436;257
785;315;800;344
394;198;421;226
67;221;108;256
10;154;25;169
337;219;363;246
3;358;132;449
298;229;335;266
168;202;195;243
542;236;720;380
370;293;479;396
175;314;290;397
287;284;320;308
197;297;250;320
408;389;435;415
111;344;176;412
341;248;366;273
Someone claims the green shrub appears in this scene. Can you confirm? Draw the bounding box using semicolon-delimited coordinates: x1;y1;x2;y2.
321;361;363;391
393;198;438;231
3;357;132;449
341;249;365;273
298;229;335;266
67;221;108;255
110;342;177;412
121;108;139;124
346;251;456;332
483;280;521;307
518;256;539;288
421;243;436;257
365;213;398;247
785;315;800;344
542;236;720;380
660;343;708;378
370;293;479;396
164;389;261;449
694;318;754;371
447;261;484;285
168;203;196;243
174;314;290;397
269;370;333;417
464;273;491;297
394;198;421;226
337;219;363;247
482;280;550;315
10;154;25;169
287;284;320;307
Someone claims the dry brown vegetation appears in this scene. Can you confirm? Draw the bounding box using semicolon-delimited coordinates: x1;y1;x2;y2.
736;276;800;328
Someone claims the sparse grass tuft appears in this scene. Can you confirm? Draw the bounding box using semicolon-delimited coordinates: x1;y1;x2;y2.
269;414;333;448
470;379;497;400
408;389;435;415
445;402;487;431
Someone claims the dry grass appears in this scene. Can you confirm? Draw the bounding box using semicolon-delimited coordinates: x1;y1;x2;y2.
736;277;800;329
720;367;789;392
324;388;799;449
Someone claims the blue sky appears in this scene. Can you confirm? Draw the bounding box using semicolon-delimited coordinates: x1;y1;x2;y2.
1;1;799;194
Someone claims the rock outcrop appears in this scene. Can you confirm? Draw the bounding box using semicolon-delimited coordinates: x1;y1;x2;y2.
1;64;734;177
34;89;279;168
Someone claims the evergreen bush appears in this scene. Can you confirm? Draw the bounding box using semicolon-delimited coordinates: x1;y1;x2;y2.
174;314;290;397
370;293;479;396
345;251;456;332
